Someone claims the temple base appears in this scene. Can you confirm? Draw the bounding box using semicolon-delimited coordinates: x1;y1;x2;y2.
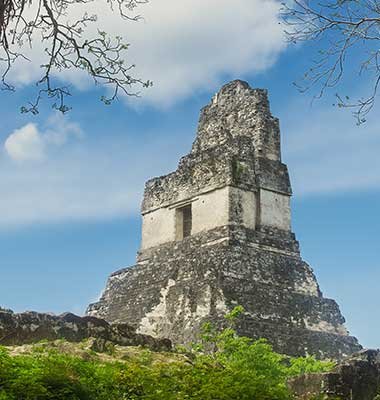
87;225;361;360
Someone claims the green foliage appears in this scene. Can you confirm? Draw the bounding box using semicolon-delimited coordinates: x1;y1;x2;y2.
287;356;335;377
224;305;244;324
0;310;335;400
232;160;246;182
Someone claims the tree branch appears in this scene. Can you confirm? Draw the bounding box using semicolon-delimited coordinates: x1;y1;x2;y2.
0;0;150;113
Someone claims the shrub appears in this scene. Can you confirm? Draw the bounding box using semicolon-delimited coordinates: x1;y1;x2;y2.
0;308;334;399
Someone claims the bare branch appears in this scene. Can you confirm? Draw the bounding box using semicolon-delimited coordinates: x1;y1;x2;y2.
282;0;380;123
0;0;151;113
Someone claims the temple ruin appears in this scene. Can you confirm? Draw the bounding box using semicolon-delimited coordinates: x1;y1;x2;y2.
87;80;361;359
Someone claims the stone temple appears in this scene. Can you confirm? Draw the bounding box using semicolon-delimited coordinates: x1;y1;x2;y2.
87;80;361;359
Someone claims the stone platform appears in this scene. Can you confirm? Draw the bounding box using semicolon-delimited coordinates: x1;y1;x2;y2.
87;224;360;359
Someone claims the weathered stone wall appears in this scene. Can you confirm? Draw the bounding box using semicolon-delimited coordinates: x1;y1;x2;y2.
192;80;281;162
289;349;380;400
260;189;291;231
191;187;230;235
141;207;175;249
141;187;231;250
141;136;259;213
142;185;261;250
229;186;257;229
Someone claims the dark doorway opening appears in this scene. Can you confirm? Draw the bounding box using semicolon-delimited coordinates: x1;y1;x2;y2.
176;204;192;239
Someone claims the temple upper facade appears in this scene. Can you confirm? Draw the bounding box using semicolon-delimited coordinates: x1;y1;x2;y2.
140;80;291;250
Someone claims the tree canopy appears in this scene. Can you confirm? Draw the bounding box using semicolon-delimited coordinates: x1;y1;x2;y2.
0;0;151;113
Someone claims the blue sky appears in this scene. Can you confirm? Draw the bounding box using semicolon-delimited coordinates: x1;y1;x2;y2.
0;0;379;349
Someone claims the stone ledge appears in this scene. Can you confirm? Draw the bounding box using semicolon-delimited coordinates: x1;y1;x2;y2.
289;349;380;399
136;224;300;261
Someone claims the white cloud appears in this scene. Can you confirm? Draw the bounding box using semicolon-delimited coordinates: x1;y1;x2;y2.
44;114;83;146
4;124;46;162
4;114;83;162
125;0;286;106
4;0;286;106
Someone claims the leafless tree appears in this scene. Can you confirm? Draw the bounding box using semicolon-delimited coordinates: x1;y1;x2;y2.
0;0;151;113
282;0;380;123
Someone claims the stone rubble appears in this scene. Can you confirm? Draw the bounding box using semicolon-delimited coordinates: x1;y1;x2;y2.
0;308;171;352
